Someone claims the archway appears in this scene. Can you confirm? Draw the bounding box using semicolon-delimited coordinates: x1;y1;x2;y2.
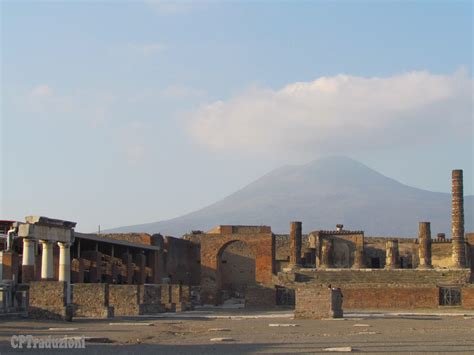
217;240;256;303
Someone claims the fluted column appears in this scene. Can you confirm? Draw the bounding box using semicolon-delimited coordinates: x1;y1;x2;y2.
451;169;466;268
418;222;432;269
21;238;36;283
385;239;399;269
289;221;302;267
40;240;54;280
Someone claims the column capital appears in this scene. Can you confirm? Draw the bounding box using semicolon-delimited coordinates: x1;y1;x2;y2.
39;239;53;245
57;242;72;248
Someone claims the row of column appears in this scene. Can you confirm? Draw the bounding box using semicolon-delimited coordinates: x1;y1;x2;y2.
21;238;71;283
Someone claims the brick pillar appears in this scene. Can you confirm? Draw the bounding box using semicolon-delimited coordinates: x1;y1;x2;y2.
418;222;432;269
71;258;84;283
1;251;19;281
22;238;36;283
319;239;332;269
289;221;302;267
135;253;146;284
150;250;160;284
89;251;103;282
353;236;365;269
385;239;399;269
452;169;466;268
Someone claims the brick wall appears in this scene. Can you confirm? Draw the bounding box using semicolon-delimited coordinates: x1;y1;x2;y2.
462;285;474;309
245;285;276;308
295;287;337;319
296;269;471;285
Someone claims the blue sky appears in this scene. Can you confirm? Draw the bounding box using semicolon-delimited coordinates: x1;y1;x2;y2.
1;1;473;232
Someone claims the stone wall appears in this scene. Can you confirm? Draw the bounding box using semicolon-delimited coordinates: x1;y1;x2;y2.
72;283;113;318
199;226;274;304
295;268;471;285
245;285;276;308
164;237;200;285
220;240;256;296
295;287;342;319
109;285;140;316
28;281;71;320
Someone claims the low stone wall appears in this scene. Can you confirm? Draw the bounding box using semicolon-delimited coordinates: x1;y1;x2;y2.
139;284;165;314
72;283;113;318
295;287;343;319
28;281;72;320
109;285;141;316
295;269;471;285
245;285;276;308
341;285;439;309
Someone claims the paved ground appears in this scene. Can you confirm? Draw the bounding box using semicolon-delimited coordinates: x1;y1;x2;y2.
0;309;473;354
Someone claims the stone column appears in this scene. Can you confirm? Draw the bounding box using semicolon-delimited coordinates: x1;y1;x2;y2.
289;221;302;267
320;239;332;269
40;240;54;280
58;242;71;283
22;238;36;283
452;169;466;268
418;222;432;269
385;239;399;269
353;236;365;269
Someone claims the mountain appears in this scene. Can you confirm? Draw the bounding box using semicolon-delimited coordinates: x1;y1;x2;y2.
104;156;473;237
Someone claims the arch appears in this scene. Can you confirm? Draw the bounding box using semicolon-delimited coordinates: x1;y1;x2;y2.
217;240;256;302
199;227;274;305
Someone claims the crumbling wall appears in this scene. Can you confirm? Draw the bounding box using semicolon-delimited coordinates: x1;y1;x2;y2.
164;237;200;285
245;285;276;308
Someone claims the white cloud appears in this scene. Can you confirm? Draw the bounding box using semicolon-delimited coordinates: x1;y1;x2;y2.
30;84;53;98
187;70;473;158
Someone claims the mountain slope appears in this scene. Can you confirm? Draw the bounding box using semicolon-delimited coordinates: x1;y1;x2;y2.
104;156;473;237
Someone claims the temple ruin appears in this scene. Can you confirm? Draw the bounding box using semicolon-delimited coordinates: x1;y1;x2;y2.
0;169;473;319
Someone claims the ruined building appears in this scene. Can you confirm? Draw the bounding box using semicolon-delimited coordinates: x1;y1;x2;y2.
0;169;473;318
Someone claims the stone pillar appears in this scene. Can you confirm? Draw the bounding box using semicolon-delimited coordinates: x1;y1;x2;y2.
452;169;466;268
135;252;146;284
418;222;432;269
122;253;133;284
353;236;365;269
320;239;332;269
385;239;399;269
40;240;54;280
22;238;36;283
150;250;160;284
58;242;71;283
289;221;302;267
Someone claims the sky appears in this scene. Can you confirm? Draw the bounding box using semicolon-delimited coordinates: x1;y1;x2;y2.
1;0;473;233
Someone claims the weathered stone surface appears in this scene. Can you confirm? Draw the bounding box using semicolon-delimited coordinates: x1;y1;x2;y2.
418;222;432;269
452;170;467;268
28;281;72;320
289;222;302;267
72;283;113;318
295;287;343;319
385;240;400;269
245;285;276;308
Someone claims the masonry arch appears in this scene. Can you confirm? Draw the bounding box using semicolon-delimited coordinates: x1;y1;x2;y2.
217;240;256;301
199;226;274;305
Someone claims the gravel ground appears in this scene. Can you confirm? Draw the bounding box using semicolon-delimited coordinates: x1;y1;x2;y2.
0;309;473;354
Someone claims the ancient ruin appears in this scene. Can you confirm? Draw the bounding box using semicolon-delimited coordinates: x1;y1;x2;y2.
0;169;473;319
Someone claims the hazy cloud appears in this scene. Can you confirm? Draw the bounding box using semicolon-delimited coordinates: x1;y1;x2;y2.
188;70;473;158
